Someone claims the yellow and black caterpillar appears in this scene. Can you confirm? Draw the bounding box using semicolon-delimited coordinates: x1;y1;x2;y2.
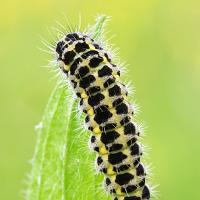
55;32;150;200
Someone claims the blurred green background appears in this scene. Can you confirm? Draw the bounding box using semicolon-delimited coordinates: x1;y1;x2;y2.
0;0;200;199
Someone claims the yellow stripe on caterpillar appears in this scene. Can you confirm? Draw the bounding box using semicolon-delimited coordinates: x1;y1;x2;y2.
88;108;94;116
93;126;101;134
116;187;123;196
107;166;115;175
64;64;70;71
89;44;96;50
81;91;88;99
99;146;108;155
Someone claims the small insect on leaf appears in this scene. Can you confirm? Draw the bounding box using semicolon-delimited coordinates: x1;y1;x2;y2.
26;15;152;200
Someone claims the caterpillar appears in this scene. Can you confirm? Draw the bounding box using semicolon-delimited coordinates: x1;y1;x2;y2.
55;29;150;200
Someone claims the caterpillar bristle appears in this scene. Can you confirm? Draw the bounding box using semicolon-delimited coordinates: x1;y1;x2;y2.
54;20;151;199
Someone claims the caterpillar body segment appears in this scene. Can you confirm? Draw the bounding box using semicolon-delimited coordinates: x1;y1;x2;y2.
55;32;150;200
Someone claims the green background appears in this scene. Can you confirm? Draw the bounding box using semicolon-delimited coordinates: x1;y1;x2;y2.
0;0;200;199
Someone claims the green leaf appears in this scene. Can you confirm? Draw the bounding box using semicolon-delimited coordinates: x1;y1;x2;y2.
26;16;111;200
91;15;111;40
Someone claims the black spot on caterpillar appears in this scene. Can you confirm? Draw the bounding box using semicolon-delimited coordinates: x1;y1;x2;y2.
55;32;150;200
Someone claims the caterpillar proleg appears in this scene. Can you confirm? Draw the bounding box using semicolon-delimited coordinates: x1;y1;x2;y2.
54;17;151;200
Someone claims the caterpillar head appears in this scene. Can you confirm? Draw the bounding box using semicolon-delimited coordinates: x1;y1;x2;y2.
55;32;93;74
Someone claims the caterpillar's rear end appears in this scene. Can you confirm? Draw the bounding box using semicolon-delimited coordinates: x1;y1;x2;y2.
55;32;150;200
